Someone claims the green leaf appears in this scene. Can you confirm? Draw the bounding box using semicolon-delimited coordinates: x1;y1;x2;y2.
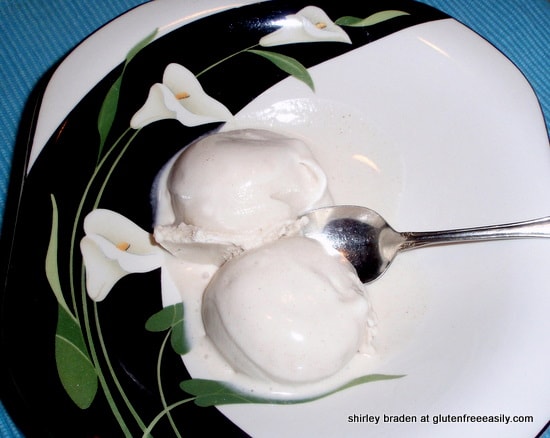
146;302;189;354
180;374;405;407
248;49;314;91
170;319;190;355
332;373;406;393
45;194;71;315
47;196;97;409
180;379;272;407
335;10;410;27
145;302;183;332
125;28;158;65
97;76;122;158
55;305;98;409
96;28;158;158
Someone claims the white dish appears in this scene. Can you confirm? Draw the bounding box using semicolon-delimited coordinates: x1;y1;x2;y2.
196;16;550;438
4;0;549;437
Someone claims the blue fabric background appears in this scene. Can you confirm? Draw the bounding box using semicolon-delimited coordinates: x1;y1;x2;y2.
0;0;548;436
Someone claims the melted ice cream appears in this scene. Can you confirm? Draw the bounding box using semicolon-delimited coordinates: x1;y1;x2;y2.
202;236;372;384
154;129;332;264
154;127;381;398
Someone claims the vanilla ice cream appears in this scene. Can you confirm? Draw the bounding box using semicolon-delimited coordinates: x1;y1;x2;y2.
154;128;333;264
154;127;378;395
202;236;371;384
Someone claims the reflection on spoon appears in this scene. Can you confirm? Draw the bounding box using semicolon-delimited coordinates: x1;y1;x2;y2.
301;205;550;283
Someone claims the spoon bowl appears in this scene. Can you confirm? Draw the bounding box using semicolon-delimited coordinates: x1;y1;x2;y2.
301;205;550;283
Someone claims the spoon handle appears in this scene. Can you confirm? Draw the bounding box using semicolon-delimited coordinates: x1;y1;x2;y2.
401;216;550;250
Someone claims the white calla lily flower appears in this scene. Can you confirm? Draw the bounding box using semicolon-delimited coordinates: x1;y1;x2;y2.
130;63;233;129
80;209;164;301
260;6;351;47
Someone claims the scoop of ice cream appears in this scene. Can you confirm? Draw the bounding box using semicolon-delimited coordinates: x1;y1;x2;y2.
168;128;330;231
154;128;332;263
202;236;371;384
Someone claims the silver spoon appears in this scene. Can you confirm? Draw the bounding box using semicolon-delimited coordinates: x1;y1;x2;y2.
300;205;550;283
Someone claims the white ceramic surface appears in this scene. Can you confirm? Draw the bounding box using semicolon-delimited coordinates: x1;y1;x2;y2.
25;1;550;437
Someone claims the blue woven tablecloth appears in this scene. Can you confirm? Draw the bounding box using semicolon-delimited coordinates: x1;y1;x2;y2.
1;1;549;437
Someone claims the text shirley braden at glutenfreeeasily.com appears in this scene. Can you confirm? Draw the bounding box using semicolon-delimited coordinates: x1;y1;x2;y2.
347;413;535;425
